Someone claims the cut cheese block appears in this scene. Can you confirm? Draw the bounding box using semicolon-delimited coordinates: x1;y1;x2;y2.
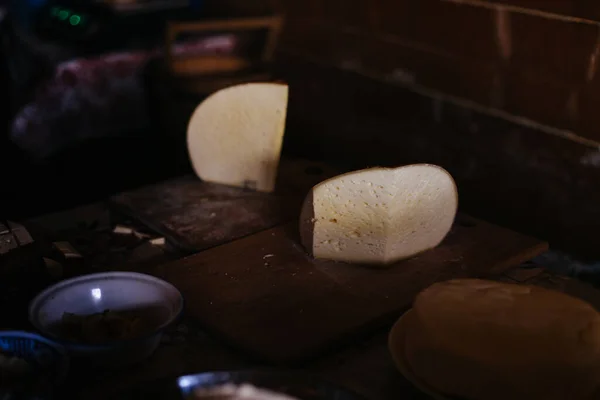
392;279;600;400
299;164;458;266
187;82;288;192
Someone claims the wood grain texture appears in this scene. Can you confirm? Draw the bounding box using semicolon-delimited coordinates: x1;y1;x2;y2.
109;158;340;252
62;263;600;400
149;214;548;365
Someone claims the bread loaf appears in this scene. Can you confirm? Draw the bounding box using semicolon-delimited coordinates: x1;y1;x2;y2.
391;279;600;400
187;82;288;193
299;164;458;266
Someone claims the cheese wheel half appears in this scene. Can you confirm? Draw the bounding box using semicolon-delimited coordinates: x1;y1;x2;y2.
394;279;600;400
299;164;458;266
187;82;288;192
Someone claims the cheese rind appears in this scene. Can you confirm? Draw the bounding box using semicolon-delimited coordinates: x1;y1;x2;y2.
299;164;458;265
394;279;600;400
187;82;288;192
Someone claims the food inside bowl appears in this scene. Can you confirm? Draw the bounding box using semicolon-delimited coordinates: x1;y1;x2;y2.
57;309;150;344
193;383;299;400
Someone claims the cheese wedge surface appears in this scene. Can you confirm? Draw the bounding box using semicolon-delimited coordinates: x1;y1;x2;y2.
299;164;458;266
187;82;288;192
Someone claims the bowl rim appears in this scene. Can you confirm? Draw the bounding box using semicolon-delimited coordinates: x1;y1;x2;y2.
0;330;70;383
27;271;185;349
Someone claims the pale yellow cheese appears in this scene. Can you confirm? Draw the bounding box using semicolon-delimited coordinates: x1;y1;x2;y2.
187;82;288;192
299;164;458;265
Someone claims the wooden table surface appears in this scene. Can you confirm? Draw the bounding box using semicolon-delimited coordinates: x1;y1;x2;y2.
23;201;600;400
68;264;598;400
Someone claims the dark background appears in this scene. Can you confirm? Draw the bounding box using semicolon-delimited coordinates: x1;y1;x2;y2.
3;0;600;259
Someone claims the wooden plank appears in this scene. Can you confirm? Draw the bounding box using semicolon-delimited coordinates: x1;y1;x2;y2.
74;266;600;400
109;158;340;252
149;215;548;365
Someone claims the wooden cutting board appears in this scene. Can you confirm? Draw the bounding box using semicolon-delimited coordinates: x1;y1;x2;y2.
109;158;340;252
149;215;548;365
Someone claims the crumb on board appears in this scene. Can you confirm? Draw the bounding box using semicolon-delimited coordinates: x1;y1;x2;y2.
53;241;83;259
150;237;166;246
133;230;152;240
113;225;134;235
43;257;63;278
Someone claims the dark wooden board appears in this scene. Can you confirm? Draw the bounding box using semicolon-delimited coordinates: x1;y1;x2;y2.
149;215;548;365
109;158;340;252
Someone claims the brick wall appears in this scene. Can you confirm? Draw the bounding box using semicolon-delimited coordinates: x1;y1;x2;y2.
273;0;600;259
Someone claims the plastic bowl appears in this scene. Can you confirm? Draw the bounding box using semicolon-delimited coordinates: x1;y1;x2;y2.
28;272;184;368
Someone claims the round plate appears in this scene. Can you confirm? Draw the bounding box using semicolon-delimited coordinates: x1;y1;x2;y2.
388;310;452;400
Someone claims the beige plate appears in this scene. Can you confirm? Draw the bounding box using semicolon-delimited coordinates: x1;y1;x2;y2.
388;309;453;400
